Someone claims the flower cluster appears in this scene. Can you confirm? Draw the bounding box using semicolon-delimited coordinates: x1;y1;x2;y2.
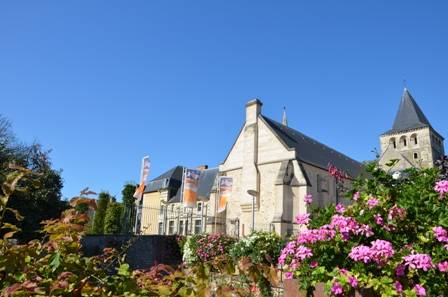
433;226;448;243
278;241;313;269
434;180;448;197
182;233;236;265
349;240;395;265
295;213;310;225
403;253;434;271
304;194;313;205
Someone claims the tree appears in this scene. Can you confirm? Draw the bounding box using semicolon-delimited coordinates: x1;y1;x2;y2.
0;115;66;241
104;201;124;234
91;192;112;234
121;183;137;234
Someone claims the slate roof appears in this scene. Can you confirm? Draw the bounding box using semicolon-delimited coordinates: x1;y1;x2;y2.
261;116;363;178
383;89;432;135
144;165;219;203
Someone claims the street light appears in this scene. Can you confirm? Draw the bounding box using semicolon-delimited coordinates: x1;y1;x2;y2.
247;190;259;232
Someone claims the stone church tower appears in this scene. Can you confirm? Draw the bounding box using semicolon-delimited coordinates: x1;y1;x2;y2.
379;88;445;171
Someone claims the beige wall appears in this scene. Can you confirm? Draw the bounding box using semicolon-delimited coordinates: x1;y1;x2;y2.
379;127;445;171
140;191;162;235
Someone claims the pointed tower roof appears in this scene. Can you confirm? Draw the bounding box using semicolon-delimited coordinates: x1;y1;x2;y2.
282;106;288;126
384;88;433;135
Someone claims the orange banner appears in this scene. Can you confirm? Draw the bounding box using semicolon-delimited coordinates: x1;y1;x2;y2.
183;169;201;208
133;156;150;200
217;177;232;213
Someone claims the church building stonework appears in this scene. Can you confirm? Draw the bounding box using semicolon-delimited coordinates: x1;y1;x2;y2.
219;99;363;237
379;89;445;171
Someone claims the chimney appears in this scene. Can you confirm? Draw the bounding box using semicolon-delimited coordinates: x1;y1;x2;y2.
245;99;262;125
196;165;208;171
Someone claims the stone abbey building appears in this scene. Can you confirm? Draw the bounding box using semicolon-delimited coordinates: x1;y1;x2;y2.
137;89;445;237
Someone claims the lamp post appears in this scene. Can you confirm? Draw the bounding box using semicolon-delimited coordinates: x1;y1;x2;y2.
247;190;259;232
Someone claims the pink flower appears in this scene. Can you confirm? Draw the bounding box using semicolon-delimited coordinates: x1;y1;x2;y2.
438;261;448;272
353;191;360;201
414;284;426;296
295;213;310;225
348;276;358;288
374;214;384;226
367;197;379;209
394;281;403;293
349;245;371;263
395;264;405;277
388;205;406;221
369;240;394;264
304;194;313;205
331;281;344;295
434;180;448;197
284;272;293;279
403;253;433;271
335;203;345;214
433;226;448;243
310;261;318;268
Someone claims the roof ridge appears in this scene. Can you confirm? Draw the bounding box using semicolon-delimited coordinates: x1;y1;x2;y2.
262;115;361;166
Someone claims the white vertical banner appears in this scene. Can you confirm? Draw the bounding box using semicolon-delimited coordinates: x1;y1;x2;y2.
217;176;232;213
133;156;150;200
182;168;201;208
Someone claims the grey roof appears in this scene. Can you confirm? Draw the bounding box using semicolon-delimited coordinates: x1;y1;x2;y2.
384;89;432;135
261;116;363;178
144;166;183;193
144;165;219;203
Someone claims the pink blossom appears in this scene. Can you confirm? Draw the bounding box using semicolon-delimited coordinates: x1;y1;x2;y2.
295;213;310;225
437;261;448;272
331;281;344;295
414;284;426;296
367;197;379;209
335;203;345;214
394;281;403;293
403;253;433;271
353;191;360;201
295;245;313;260
395;264;405;277
374;214;384;226
388;205;406;221
304;194;313;205
310;261;318;268
348;276;358;288
434;180;448;197
433;226;448;243
349;245;371;263
284;272;293;279
369;240;394;264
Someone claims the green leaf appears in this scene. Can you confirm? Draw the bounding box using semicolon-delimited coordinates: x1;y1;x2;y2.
118;263;130;276
49;251;61;272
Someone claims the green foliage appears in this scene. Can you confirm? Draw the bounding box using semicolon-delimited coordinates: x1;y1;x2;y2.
121;183;137;234
230;231;284;265
104;201;124;234
91;191;112;234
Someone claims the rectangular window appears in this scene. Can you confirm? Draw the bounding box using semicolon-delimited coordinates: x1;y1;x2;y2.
317;175;329;193
179;220;184;235
160;205;164;215
168;221;175;235
194;219;202;234
197;202;202;212
158;222;163;235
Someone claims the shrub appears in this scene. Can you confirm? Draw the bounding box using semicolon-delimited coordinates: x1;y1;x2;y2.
279;162;448;296
230;231;284;265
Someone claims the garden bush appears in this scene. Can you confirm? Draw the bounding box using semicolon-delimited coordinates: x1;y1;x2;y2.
279;162;448;296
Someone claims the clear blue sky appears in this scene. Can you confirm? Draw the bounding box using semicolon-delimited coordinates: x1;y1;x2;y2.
1;1;447;200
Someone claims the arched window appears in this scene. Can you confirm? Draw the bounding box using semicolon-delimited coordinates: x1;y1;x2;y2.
414;152;418;159
399;136;407;148
389;137;397;149
410;134;418;145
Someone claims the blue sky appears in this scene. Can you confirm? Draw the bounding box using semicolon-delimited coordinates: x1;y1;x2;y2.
1;1;447;200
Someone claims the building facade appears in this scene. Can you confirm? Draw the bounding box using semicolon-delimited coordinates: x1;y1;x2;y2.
219;99;363;237
379;89;445;172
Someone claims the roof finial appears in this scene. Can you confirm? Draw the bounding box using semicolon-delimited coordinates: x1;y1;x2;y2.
403;79;407;91
282;106;288;126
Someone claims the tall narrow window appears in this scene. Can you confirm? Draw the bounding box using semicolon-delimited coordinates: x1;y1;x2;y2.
414;153;418;159
168;221;174;235
158;222;163;235
179;220;184;235
194;219;202;234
